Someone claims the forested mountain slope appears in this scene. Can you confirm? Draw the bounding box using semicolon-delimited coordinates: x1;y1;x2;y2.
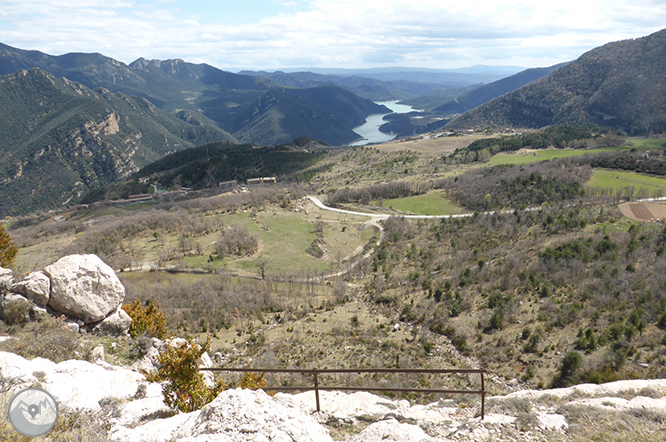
447;29;666;134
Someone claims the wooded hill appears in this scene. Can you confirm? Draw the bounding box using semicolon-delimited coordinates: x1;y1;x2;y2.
0;69;235;217
82;140;328;203
232;87;390;146
446;28;666;134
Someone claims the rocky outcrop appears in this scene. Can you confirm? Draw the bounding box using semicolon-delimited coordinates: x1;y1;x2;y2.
1;254;130;335
0;266;12;289
1;350;666;441
43;254;126;323
9;270;50;306
92;307;132;336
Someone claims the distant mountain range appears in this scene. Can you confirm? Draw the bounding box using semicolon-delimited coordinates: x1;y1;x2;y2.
0;68;235;217
0;43;402;146
446;29;666;134
1;28;665;217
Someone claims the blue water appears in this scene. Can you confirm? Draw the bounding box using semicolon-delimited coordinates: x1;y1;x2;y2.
350;101;418;146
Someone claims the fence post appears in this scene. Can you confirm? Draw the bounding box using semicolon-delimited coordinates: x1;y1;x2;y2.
481;371;485;420
313;369;321;412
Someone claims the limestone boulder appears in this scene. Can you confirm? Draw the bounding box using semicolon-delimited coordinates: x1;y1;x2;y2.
0;266;12;290
93;308;132;337
173;388;333;442
10;270;50;306
43;254;125;324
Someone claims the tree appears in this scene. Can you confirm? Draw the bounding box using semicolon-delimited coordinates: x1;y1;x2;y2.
145;339;225;413
0;224;18;268
122;299;168;339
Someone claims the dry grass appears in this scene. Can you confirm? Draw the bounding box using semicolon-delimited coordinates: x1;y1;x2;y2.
557;405;666;441
374;134;497;157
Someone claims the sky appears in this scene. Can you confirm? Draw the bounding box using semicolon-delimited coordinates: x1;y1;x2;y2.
0;0;664;72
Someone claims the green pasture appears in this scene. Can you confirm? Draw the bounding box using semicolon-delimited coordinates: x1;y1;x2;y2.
372;191;465;216
489;147;625;166
587;170;666;196
488;137;662;166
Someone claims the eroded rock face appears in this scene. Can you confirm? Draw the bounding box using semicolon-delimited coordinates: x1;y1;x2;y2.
43;254;126;324
10;270;50;306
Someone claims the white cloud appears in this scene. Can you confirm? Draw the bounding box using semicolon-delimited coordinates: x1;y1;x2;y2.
0;0;664;69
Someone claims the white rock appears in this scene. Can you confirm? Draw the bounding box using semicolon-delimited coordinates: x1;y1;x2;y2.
43;254;126;323
91;345;105;361
0;266;12;289
116;395;173;427
537;412;568;431
199;351;213;368
111;411;196;442
0;351;146;410
93;308;132;337
64;321;80;333
277;390;457;426
173;388;333;442
166;337;188;348
132;346;161;373
10;270;50;306
349;419;435;442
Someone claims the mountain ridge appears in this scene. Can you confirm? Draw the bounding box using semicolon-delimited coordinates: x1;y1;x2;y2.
0;68;235;217
446;29;666;134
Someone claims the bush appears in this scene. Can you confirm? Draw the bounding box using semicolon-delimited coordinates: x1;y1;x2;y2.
239;372;269;391
215;225;258;258
0;315;83;363
145;339;225;413
552;351;582;387
122;299;168;339
2;298;31;325
0;224;18;268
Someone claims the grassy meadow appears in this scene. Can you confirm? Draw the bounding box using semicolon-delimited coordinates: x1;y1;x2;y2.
587;169;666;197
371;190;465;216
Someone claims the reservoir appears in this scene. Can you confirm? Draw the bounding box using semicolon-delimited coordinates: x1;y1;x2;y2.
350;101;418;146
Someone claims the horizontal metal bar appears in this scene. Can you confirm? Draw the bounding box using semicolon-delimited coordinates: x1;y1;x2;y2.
261;386;483;395
201;367;484;374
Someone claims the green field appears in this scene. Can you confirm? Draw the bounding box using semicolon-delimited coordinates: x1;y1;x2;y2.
489;147;627;165
372;191;465;216
587;170;666;196
488;138;663;166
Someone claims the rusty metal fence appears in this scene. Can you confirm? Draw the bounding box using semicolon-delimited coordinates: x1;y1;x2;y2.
201;367;486;419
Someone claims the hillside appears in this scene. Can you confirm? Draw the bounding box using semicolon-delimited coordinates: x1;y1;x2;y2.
6;130;666;441
83;140;328;203
433;63;567;115
0;69;235;217
232;86;391;145
447;28;666;134
0;43;269;137
0;44;409;147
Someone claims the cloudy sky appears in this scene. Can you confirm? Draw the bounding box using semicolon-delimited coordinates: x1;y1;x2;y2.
0;0;664;71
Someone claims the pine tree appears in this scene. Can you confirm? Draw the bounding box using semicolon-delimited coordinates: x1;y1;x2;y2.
0;224;18;268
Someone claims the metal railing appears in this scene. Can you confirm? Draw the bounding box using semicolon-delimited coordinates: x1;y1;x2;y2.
201;367;486;419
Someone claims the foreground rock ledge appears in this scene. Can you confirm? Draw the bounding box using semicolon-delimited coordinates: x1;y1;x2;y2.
2;351;666;441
